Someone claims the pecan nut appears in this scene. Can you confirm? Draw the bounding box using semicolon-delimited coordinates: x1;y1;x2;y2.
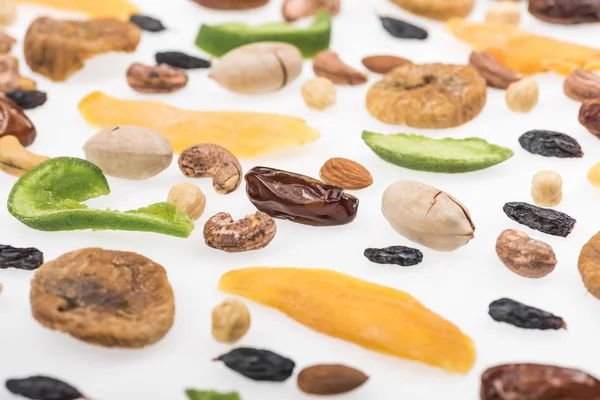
126;63;188;94
203;212;277;252
469;51;524;89
564;68;600;102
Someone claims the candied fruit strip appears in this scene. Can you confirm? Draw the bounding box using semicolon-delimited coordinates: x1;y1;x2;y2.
17;0;138;19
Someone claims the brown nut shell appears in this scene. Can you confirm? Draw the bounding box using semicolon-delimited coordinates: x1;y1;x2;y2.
298;364;369;395
319;157;373;190
578;231;600;299
126;63;188;94
579;98;600;137
362;55;413;74
496;229;557;278
30;248;175;348
178;144;242;194
203;212;277;252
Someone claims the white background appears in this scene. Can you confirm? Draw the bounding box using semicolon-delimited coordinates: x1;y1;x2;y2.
1;0;600;398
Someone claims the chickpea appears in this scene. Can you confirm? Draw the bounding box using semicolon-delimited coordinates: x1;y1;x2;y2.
531;170;562;207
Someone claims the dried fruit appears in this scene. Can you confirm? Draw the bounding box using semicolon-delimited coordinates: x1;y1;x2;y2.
578;232;600;299
0;55;20;93
390;0;474;21
78;91;321;157
364;246;423;267
531;170;562;207
129;14;165;32
528;0;600;24
0;135;49;177
186;390;241;400
178;144;242;194
469;51;524;89
506;77;539;112
503;202;576;237
489;298;566;330
167;183;206;221
588;162;600;188
83;125;173;180
302;77;336;110
192;0;269;10
211;299;251;344
297;364;369;395
5;376;86;400
19;77;37;91
379;16;428;40
245;166;359;226
24;17;141;82
5;90;47;110
0;93;37;147
564;68;600;102
18;0;138;19
282;0;340;21
495;229;557;278
30;248;175;347
485;1;521;24
214;348;295;382
155;51;211;69
0;32;15;53
363;131;513;173
313;50;367;85
0;244;43;270
196;12;331;58
319;157;373;190
362;55;412;74
519;130;583;158
481;364;600;400
126;63;188;94
382;180;475;251
204;212;277;253
580;98;600;137
366;63;486;128
209;43;302;94
219;267;476;373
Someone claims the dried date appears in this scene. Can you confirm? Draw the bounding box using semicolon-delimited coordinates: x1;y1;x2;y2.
518;130;584;158
156;51;211;69
503;202;576;237
129;15;166;32
489;298;566;330
0;244;43;270
580;98;600;137
528;0;600;24
5;375;85;400
6;90;47;110
379;17;428;40
214;348;295;382
364;246;423;266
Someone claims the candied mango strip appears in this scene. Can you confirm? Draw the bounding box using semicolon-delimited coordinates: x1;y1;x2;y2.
446;19;600;76
17;0;138;19
219;267;476;374
78;92;321;158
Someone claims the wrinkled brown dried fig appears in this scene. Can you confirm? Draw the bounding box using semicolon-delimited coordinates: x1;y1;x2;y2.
282;0;341;21
313;50;368;85
126;63;188;94
204;212;277;252
178;144;242;194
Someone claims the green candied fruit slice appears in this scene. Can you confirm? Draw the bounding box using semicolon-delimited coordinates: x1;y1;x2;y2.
185;390;241;400
362;131;514;173
7;157;194;238
196;11;331;58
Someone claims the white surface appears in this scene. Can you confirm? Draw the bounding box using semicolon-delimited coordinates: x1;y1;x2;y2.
1;0;600;399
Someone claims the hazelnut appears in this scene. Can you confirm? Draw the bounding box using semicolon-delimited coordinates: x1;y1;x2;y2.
301;77;336;111
167;183;206;221
211;299;251;344
531;170;562;207
506;78;539;113
485;1;521;25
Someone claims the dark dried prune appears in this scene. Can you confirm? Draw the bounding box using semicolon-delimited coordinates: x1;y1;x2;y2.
156;51;211;69
0;244;43;270
488;298;566;330
519;130;583;158
6;376;85;400
214;348;295;382
6;90;47;110
503;202;576;237
129;14;166;32
380;17;428;40
528;0;600;24
364;246;423;266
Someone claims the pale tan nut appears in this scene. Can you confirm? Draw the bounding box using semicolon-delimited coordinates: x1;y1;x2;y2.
282;0;341;21
313;50;368;86
587;162;600;188
302;77;336;111
126;63;188;94
496;229;557;278
178;144;242;195
0;135;49;177
469;51;524;89
0;33;16;54
167;182;206;221
203;211;277;252
485;1;521;24
506;77;539;112
0;282;3;294
564;69;600;102
531;170;562;207
319;157;373;190
211;299;251;344
0;0;16;26
0;54;20;92
578;232;600;299
390;0;474;21
362;55;413;74
18;77;37;90
298;364;369;395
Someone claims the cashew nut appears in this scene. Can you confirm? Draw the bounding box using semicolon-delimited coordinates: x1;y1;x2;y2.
0;135;49;177
178;144;243;194
203;212;277;252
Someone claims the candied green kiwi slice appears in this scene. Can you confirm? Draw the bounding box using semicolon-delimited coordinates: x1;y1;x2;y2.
7;157;194;237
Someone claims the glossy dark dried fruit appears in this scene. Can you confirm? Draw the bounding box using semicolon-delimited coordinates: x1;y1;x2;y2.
379;17;428;40
481;363;600;400
518;130;583;158
156;51;211;69
503;202;576;237
364;246;423;266
0;93;37;146
5;376;85;400
214;348;295;382
245;166;359;226
6;90;47;110
0;244;43;270
489;298;566;330
129;14;166;32
580;98;600;137
528;0;600;24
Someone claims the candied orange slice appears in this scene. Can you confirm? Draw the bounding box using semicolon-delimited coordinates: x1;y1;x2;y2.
18;0;138;19
220;267;476;374
447;19;600;75
78;92;321;158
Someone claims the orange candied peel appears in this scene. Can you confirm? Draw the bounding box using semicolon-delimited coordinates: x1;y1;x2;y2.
447;19;600;76
17;0;138;20
220;267;476;374
78;92;321;158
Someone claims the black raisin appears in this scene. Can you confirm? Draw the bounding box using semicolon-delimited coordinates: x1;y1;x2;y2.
156;52;211;69
6;90;47;110
518;130;584;158
503;202;576;237
364;246;423;266
489;298;566;330
0;244;43;270
214;348;295;382
5;376;85;400
129;14;166;32
379;17;428;40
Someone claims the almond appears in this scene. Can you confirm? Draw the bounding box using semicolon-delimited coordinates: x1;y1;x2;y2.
313;50;368;85
319;157;373;190
362;55;413;74
298;364;369;395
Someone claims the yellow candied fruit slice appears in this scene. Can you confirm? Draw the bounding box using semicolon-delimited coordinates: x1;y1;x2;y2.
588;162;600;188
78;92;321;158
219;267;476;374
18;0;138;19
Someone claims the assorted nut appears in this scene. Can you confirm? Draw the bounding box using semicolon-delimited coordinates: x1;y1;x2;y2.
579;232;600;299
126;63;188;93
0;54;20;92
167;183;206;221
485;1;521;24
579;98;600;137
531;170;562;207
178;144;242;194
564;69;600;102
301;77;336;111
361;55;412;74
297;364;369;395
313;50;368;85
211;299;251;344
496;229;557;278
203;212;277;252
0;135;49;176
0;93;37;146
282;0;341;21
469;51;524;89
319;157;373;190
506;77;539;112
588;162;600;187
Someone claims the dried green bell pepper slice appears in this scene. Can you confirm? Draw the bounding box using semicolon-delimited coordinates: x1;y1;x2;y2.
185;390;241;400
7;157;194;238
